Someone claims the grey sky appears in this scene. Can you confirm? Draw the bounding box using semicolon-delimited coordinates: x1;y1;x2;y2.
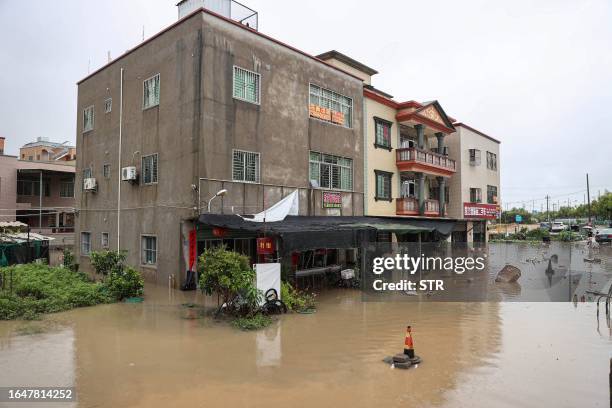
0;0;610;208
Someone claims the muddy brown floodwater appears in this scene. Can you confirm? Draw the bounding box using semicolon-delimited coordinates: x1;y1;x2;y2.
0;243;611;408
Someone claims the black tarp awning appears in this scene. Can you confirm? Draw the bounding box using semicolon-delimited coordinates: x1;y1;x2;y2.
197;214;456;251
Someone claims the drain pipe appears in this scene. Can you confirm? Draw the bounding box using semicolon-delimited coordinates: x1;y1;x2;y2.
117;67;124;251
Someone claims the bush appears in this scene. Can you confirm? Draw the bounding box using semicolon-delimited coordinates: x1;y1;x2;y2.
90;250;127;276
106;266;144;301
556;231;580;242
281;281;316;312
526;228;550;240
232;313;273;331
198;246;260;316
0;264;112;320
62;249;76;271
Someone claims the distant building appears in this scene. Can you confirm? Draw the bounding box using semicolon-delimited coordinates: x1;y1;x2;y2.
20;137;76;163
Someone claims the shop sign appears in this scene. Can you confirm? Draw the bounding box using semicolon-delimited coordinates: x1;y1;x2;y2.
257;237;275;255
322;192;342;208
212;227;227;237
463;203;500;219
309;104;344;125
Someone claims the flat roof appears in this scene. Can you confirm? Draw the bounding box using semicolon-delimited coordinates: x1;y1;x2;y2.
453;122;501;144
78;8;362;85
316;50;378;76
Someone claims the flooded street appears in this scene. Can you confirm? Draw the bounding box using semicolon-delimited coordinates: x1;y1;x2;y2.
1;243;611;408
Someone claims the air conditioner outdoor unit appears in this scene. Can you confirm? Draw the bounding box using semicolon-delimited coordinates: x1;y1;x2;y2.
121;166;137;181
84;178;97;192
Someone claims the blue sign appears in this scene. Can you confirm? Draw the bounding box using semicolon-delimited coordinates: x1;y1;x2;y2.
515;214;523;223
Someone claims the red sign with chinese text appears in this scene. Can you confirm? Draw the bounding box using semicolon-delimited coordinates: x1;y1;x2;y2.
188;229;197;270
257;237;275;255
463;203;500;219
322;192;342;208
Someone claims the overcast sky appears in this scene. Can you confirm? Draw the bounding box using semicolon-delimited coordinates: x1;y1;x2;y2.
0;0;610;208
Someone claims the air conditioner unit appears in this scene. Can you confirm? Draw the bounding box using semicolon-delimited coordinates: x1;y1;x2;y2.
121;166;137;181
84;178;97;192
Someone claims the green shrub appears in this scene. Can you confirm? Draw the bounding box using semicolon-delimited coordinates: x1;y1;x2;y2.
62;249;76;270
106;266;144;301
556;231;579;242
281;281;316;312
90;250;127;276
198;246;260;316
232;313;273;331
526;228;550;240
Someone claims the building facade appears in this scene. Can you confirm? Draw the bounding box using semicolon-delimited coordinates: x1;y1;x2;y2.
19;137;76;163
75;7;364;283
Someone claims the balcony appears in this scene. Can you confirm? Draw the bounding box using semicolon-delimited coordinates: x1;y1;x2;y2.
396;147;456;177
396;197;445;217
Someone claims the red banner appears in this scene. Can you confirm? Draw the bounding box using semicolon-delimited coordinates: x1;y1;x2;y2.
188;229;197;270
463;203;500;219
257;237;275;255
322;192;342;208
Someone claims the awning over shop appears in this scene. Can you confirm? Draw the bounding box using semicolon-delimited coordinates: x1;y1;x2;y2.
197;214;456;251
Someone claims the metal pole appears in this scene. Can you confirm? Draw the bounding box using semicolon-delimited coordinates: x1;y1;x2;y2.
586;173;592;224
117;67;124;251
39;171;42;232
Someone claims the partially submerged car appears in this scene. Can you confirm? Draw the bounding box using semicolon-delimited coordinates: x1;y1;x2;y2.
594;228;612;243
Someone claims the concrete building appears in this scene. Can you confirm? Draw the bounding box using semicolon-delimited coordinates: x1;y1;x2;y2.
75;5;364;283
19;137;76;164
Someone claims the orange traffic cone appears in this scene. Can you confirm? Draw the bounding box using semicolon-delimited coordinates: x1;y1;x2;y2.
403;326;415;359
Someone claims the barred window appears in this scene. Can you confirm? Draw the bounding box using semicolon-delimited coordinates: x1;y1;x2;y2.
375;170;392;201
101;232;109;248
232;150;260;183
141;235;157;265
469;149;481;166
487;151;497;171
143;74;160;109
142;154;158;184
470;188;482;203
82;168;92;189
309;151;352;191
374;118;392;149
309;84;352;128
233;66;260;104
83;105;94;132
104;98;112;113
103;164;111;179
487;185;498;204
81;232;91;255
60;177;74;198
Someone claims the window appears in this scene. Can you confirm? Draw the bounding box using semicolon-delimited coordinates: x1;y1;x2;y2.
309;84;353;128
469;149;481;166
83;105;94;132
101;232;109;248
487;151;497;171
142;154;158;184
143;74;160;109
81;232;91;255
375;170;392;201
309;151;353;191
104;98;112;113
232;149;260;183
141;235;157;265
17;178;50;197
487;185;498;204
60;177;74;198
233;66;260;104
103;164;111;179
470;188;482;203
374;118;392;149
82;168;92;189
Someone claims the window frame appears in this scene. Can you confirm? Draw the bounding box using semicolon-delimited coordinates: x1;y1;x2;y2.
232;149;261;184
141;234;157;267
487;185;498;204
101;232;109;249
82;168;92;190
374;117;393;150
141;153;158;185
104;98;112;113
486;151;497;171
232;66;261;105
308;151;353;192
374;170;393;202
80;231;91;256
308;83;353;129
103;163;111;179
142;73;161;110
60;177;75;198
470;187;482;203
83;105;94;133
469;149;481;166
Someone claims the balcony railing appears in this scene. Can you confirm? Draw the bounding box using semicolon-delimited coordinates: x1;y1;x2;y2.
396;197;444;216
396;147;456;173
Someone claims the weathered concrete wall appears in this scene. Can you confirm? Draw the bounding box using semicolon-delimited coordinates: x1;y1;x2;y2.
75;11;364;284
0;155;18;222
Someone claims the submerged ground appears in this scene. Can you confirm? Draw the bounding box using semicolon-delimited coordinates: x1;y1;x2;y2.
0;243;610;408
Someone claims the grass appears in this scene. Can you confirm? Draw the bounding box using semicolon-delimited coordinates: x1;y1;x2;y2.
0;264;114;320
231;314;273;331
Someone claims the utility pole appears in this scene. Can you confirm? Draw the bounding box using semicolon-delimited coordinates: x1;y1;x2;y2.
586;173;592;224
546;195;550;223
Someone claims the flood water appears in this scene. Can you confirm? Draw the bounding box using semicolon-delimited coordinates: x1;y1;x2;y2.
1;243;611;408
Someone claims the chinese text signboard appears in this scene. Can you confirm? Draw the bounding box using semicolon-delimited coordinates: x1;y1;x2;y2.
188;229;197;270
463;203;500;219
257;237;275;255
322;192;342;208
309;104;344;125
